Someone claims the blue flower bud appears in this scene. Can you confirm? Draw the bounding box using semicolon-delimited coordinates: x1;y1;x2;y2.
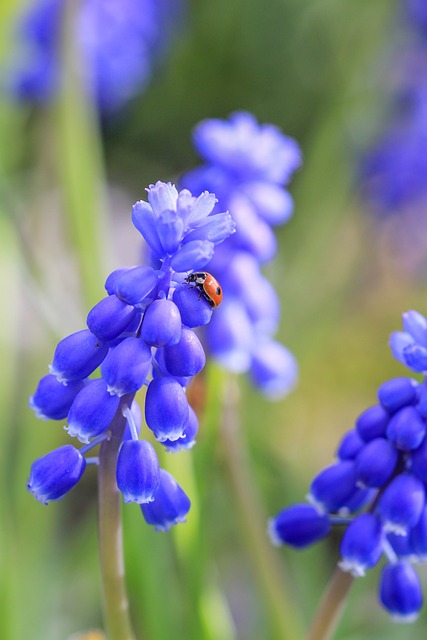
140;469;191;531
402;310;427;346
172;285;213;328
114;266;159;306
170;240;215;272
268;504;330;548
336;429;365;461
379;562;423;622
66;379;120;443
308;461;358;513
355;438;398;487
157;209;184;254
243;275;280;334
249;339;298;399
386;406;426;451
161;406;198;453
181;190;217;225
403;344;427;373
104;268;133;295
87;295;137;342
101;337;152;397
378;473;425;535
147;181;179;217
231;194;277;261
153;348;192;387
145;377;189;442
378;378;418;413
50;329;109;383
163;327;206;377
140;300;181;347
408;436;427;482
29;375;85;420
389;331;415;366
207;300;253;372
132;200;164;257
27;445;86;504
183;212;236;245
240;182;294;225
116;440;160;504
339;514;384;576
355;405;389;441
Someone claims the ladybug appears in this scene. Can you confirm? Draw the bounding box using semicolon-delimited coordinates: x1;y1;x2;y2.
185;272;223;308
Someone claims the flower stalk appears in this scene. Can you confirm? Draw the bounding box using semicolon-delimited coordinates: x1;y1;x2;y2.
98;396;136;640
307;567;354;640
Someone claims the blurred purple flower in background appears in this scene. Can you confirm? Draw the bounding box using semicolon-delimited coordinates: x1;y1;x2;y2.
181;112;301;398
361;1;427;273
11;0;183;112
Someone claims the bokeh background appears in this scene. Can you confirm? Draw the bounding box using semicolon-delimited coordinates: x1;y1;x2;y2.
1;0;426;638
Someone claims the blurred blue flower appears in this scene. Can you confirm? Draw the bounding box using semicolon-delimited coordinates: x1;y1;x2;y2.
406;0;427;33
361;6;427;273
181;112;301;398
11;0;183;112
269;311;427;621
28;181;235;529
363;91;427;215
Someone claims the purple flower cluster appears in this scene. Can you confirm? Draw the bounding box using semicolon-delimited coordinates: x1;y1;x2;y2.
28;181;235;532
181;112;301;398
269;310;427;622
361;2;427;271
11;0;181;113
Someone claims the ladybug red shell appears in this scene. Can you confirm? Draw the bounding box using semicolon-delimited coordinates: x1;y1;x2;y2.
185;272;223;308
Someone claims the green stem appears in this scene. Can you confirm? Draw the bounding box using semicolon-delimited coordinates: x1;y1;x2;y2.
56;0;109;309
98;398;136;640
220;375;304;640
307;567;354;640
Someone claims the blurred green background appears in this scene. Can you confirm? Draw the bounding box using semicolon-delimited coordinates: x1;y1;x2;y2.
1;0;426;639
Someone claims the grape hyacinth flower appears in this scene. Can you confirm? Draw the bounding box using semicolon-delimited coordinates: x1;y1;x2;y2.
360;2;427;274
28;181;235;529
269;310;427;623
181;112;301;398
10;0;183;113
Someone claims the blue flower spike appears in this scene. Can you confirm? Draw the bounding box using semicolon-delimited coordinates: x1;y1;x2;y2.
28;181;235;533
270;309;427;622
181;112;301;398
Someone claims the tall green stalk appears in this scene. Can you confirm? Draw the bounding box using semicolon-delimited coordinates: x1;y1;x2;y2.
56;0;109;309
219;374;304;640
